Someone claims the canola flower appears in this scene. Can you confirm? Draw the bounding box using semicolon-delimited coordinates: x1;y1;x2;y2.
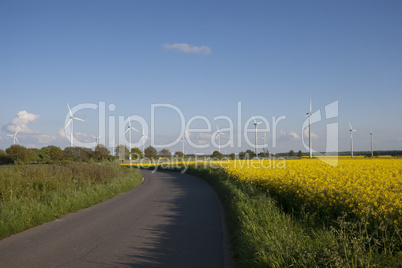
224;158;402;227
125;157;402;226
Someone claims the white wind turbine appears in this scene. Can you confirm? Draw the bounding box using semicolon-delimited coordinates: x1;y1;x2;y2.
65;103;84;147
216;125;225;153
125;117;138;160
110;138;116;157
349;122;357;158
92;135;102;146
7;129;19;145
305;100;313;158
370;129;374;157
252;115;262;157
140;129;149;154
180;137;187;155
262;134;268;155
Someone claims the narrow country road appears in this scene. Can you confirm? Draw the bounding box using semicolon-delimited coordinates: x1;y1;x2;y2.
0;169;233;267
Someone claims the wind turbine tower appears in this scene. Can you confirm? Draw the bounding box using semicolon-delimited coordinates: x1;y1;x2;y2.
7;129;19;145
66;103;84;147
92;135;102;146
370;129;374;157
216;125;225;153
110;138;116;157
252;115;262;157
349;122;357;158
125;117;138;160
140;129;149;154
305;100;313;158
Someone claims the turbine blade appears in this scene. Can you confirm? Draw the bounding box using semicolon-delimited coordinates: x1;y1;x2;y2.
65;119;72;128
131;127;139;132
251;115;257;124
15;129;19;135
125;128;130;134
310;99;312;113
73;117;85;122
67;103;73;116
15;137;19;144
349;122;352;130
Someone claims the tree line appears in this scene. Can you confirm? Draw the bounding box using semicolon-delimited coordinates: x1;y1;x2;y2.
0;144;189;165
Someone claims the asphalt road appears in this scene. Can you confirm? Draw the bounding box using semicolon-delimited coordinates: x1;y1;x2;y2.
0;169;233;267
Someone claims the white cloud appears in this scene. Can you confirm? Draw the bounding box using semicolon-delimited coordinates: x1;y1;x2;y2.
4;110;40;134
280;130;301;141
303;128;319;139
163;43;211;55
35;134;56;144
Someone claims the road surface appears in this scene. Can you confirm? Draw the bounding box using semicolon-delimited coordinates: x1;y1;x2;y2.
0;169;233;267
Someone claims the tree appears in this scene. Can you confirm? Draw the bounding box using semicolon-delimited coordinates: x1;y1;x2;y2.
238;151;246;160
245;150;256;159
229;153;236;160
289;150;296;157
0;149;12;165
6;145;29;163
159;149;171;158
63;147;93;162
175;151;184;158
297;150;303;158
131;147;143;159
212;151;224;159
144;146;158;159
41;145;64;161
116;145;129;160
27;148;41;163
93;144;110;160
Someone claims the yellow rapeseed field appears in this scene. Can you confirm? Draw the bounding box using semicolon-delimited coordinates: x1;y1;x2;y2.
128;157;402;226
224;158;402;226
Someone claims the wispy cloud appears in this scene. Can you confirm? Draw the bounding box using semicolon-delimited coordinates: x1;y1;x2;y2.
280;130;301;141
163;43;211;55
303;128;319;139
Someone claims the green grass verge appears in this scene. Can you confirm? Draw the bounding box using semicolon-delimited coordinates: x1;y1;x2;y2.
163;166;402;267
0;162;143;240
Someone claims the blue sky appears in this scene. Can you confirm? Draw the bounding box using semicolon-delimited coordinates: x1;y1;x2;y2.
1;0;401;154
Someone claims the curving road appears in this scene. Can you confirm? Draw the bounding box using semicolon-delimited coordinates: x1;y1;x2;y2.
0;169;233;267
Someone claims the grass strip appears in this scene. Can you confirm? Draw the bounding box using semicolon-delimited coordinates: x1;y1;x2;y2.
0;162;142;240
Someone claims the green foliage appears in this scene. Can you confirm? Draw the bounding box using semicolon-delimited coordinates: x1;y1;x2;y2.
159;148;171;158
0;162;143;239
6;145;29;162
63;147;93;162
93;144;110;160
229;153;236;160
131;147;143;159
289;150;296;157
211;151;224;159
174;151;184;158
116;145;129;160
41;145;64;161
144;146;158;159
297;150;303;158
239;150;256;159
